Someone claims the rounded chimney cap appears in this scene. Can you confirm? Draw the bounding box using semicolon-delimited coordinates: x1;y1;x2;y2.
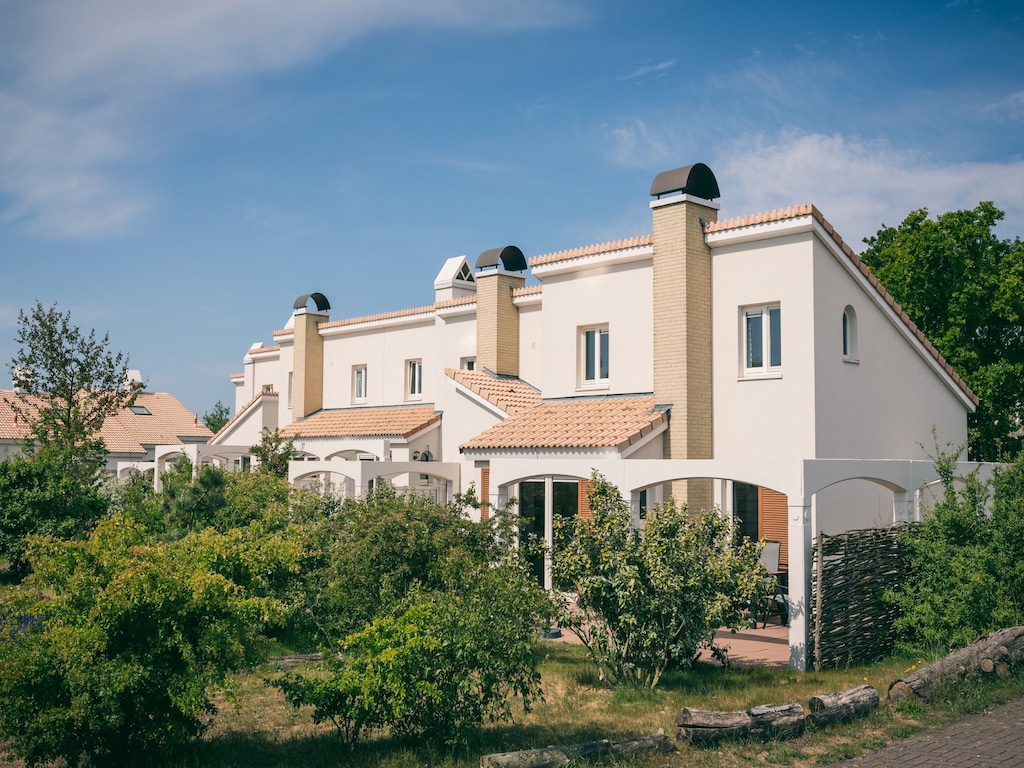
293;292;331;312
650;163;720;200
475;245;527;272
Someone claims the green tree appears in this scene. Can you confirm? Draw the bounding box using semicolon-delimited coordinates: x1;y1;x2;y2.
551;472;763;689
5;301;143;461
202;399;231;433
0;445;108;578
861;203;1024;460
0;515;291;766
250;427;299;478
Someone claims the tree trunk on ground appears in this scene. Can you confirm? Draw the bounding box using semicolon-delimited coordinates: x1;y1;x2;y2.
674;708;752;745
479;729;672;768
748;703;806;740
808;685;879;726
888;626;1024;703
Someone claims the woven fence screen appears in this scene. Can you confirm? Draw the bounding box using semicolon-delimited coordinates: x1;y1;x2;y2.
810;526;915;671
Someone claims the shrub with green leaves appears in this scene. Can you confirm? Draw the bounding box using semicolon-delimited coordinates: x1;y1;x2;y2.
275;559;549;746
0;515;292;766
890;447;1024;653
551;472;763;689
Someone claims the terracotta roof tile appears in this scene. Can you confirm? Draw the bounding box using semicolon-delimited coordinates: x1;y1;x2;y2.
529;235;653;268
319;304;436;331
513;285;542;299
705;203;979;407
445;368;540;416
280;405;441;440
0;391;213;455
461;396;665;451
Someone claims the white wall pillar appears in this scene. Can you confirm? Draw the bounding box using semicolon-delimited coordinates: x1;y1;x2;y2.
892;491;914;523
787;502;813;671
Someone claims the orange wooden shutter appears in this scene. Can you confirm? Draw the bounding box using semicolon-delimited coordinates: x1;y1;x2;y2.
578;479;592;521
758;487;789;569
480;467;490;521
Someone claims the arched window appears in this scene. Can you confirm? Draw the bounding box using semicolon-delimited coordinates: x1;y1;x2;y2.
842;305;858;362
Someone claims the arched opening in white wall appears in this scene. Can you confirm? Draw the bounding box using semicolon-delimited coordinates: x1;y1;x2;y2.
842;305;858;362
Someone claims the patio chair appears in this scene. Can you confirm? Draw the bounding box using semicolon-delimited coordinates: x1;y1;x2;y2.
757;540;789;628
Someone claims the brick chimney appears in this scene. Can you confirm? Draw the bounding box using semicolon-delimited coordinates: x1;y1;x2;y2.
291;293;330;419
650;164;721;512
474;246;527;376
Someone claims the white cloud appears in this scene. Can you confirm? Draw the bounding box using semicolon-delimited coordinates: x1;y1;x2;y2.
619;59;677;81
0;0;582;239
982;91;1024;123
716;133;1024;246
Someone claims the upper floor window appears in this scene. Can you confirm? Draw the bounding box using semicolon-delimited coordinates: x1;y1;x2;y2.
406;359;423;399
353;365;367;403
581;325;609;386
842;305;859;363
742;305;781;376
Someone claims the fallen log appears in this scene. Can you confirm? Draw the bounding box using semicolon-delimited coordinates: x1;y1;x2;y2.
748;703;805;740
675;708;752;745
479;729;672;768
888;626;1024;703
808;684;879;726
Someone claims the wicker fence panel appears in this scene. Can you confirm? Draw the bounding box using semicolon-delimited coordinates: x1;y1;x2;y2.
811;526;913;671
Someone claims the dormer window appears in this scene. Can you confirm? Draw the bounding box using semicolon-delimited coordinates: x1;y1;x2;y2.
456;262;475;282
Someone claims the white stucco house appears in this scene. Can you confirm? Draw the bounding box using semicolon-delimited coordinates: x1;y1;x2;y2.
200;163;983;669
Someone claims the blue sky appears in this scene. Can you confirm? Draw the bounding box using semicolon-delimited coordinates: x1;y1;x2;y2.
1;0;1022;416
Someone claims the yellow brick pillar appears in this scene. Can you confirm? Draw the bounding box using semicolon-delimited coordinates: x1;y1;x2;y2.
651;183;719;514
292;308;327;419
475;270;525;376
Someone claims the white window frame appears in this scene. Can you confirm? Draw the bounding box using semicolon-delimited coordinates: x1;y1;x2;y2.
352;365;367;403
406;359;423;399
460;356;476;371
579;325;609;388
741;304;782;378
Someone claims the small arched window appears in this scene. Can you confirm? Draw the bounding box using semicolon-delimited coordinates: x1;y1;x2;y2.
842;305;858;362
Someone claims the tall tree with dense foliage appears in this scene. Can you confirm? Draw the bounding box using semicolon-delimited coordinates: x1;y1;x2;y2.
5;301;143;459
860;203;1024;460
551;472;764;689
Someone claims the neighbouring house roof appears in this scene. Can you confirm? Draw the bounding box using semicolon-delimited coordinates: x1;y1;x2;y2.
705;203;979;407
461;395;666;452
528;235;654;268
0;391;213;456
445;368;541;416
279;404;441;440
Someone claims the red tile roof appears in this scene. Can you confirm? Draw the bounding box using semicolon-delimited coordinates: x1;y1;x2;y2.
529;235;653;268
706;203;978;406
461;396;665;451
279;405;441;439
0;391;213;454
445;368;540;416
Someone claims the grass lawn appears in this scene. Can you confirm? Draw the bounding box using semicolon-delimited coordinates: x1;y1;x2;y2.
128;641;1024;768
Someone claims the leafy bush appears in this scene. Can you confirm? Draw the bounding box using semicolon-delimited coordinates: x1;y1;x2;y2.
889;446;1024;653
0;515;292;766
275;560;549;746
290;483;504;648
0;444;108;579
551;472;763;688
